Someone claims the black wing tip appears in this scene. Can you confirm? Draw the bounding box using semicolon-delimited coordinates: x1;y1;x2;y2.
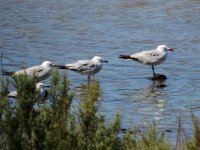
54;65;67;69
119;55;131;59
68;68;79;72
119;55;139;62
7;95;16;98
2;71;13;75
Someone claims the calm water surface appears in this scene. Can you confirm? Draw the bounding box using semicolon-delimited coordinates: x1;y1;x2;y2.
1;0;200;143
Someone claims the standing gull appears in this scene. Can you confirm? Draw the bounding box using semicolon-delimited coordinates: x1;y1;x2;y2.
2;61;63;81
57;56;108;82
119;45;174;79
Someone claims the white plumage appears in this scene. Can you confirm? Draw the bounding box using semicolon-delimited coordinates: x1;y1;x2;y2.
57;56;108;81
3;61;62;81
119;45;174;76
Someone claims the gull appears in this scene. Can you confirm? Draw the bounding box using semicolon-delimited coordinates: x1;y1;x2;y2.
119;45;174;77
7;82;49;104
56;56;108;81
2;61;63;81
35;82;49;103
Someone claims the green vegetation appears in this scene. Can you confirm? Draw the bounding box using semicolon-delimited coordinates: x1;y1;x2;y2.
0;71;200;150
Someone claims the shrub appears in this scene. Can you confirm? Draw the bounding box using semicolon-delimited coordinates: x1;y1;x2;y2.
1;71;199;150
0;72;123;150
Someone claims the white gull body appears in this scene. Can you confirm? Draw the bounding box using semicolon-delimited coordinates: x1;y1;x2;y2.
59;56;108;81
3;61;62;81
119;45;174;76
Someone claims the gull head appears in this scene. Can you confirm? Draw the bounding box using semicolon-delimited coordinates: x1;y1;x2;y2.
36;82;50;90
92;56;108;63
41;61;65;69
41;61;54;68
157;45;174;52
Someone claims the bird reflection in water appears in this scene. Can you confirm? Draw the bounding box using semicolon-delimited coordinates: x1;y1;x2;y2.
75;80;102;102
133;80;167;99
129;80;168;123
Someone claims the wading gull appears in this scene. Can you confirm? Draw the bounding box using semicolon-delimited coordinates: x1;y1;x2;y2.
2;61;63;81
56;56;108;82
119;45;174;79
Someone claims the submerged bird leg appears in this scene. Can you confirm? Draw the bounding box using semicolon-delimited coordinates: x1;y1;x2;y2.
87;75;91;83
152;65;156;76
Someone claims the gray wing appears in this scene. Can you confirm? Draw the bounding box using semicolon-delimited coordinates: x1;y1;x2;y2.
14;65;51;81
66;60;97;73
130;50;164;65
15;65;44;75
150;51;166;64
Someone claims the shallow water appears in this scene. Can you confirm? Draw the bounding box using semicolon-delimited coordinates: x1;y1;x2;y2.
1;0;200;143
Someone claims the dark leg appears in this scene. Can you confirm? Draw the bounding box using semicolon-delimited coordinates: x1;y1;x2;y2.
87;75;91;83
150;65;167;80
152;65;156;76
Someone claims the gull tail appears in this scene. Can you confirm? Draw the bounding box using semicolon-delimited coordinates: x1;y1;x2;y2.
119;55;132;59
2;71;14;75
119;55;139;61
53;65;67;69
